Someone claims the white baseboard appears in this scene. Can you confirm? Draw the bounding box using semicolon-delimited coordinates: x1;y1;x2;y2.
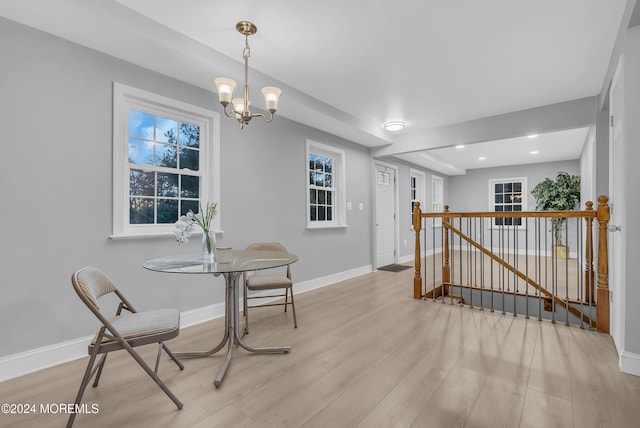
0;336;93;383
620;350;640;376
398;248;441;265
0;264;373;383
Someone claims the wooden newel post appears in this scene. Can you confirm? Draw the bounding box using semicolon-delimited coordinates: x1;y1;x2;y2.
596;195;610;334
584;201;595;304
413;202;423;299
443;205;450;296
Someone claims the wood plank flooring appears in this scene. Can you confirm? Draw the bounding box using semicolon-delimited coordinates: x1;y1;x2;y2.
1;267;639;427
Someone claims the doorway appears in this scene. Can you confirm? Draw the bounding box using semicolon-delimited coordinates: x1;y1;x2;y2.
375;163;398;268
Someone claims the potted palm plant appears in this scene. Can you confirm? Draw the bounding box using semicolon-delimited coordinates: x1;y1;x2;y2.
531;172;581;259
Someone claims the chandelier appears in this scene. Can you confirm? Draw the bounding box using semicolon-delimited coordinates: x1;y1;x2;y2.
214;21;282;128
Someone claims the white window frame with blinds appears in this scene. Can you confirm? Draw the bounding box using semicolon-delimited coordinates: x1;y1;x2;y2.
410;169;426;229
306;139;347;229
431;175;444;227
111;83;220;238
488;177;527;229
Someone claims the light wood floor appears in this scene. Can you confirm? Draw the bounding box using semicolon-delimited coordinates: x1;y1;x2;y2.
2;267;640;427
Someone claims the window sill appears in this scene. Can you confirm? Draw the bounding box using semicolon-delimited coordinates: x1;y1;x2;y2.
305;224;349;230
110;230;224;240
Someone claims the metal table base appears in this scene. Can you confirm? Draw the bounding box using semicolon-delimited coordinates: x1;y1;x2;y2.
174;271;290;387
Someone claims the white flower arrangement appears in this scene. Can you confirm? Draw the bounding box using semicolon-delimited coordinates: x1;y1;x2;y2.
173;202;217;244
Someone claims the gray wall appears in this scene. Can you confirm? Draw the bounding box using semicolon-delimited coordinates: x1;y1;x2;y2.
447;160;581;212
391;159;449;259
0;18;373;357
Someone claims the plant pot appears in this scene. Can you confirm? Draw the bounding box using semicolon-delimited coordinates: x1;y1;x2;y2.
554;245;569;260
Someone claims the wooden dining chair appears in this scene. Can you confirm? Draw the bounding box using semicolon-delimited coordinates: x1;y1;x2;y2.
243;243;298;334
67;266;183;428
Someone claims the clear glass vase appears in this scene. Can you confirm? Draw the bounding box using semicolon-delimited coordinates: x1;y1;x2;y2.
202;229;216;262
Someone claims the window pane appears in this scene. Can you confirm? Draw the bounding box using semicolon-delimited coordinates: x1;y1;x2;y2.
157;173;178;197
327;207;333;221
310;206;317;221
495;205;504;212
504;205;513;212
325;173;332;188
318;190;326;205
515;218;522;226
504;183;512;192
181;175;199;198
514;182;522;192
181;200;199;216
179;147;199;171
130;198;154;224
157;199;178;223
513;205;522;212
130;170;154;196
495;183;503;193
129;138;153;165
156;117;178;143
324;158;333;173
314;172;325;187
310;189;317;204
505;217;513;226
318;206;326;221
495;194;503;203
128;110;154;140
495;218;503;226
156;143;177;168
180;122;200;148
309;172;315;186
327;191;332;205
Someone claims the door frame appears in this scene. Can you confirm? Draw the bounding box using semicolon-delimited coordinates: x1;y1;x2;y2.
373;160;399;269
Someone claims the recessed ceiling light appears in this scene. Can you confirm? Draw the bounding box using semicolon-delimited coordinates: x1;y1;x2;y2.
478;156;486;160
527;134;538;139
530;150;539;154
384;121;405;131
455;145;465;149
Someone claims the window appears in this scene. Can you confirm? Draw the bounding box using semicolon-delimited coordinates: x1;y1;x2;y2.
410;169;426;227
112;83;220;238
489;177;526;227
306;140;346;228
432;175;443;227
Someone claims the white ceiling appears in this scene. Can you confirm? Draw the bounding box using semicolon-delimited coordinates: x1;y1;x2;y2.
0;0;628;174
395;127;591;175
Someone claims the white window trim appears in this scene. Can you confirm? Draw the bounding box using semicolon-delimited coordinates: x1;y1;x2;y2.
410;169;426;230
111;82;220;239
431;175;444;228
488;176;527;230
306;139;347;229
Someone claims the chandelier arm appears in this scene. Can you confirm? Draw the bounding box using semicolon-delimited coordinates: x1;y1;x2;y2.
222;104;235;118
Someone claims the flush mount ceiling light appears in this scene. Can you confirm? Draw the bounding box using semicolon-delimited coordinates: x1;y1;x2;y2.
384;121;405;131
455;145;465;149
478;156;487;160
530;150;540;154
214;21;282;129
527;134;538;139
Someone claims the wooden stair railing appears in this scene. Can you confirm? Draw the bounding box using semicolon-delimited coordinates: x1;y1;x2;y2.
413;197;610;333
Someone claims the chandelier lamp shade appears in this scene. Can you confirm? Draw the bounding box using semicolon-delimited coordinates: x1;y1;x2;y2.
214;21;282;128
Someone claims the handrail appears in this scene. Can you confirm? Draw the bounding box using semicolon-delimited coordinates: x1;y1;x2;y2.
413;196;610;333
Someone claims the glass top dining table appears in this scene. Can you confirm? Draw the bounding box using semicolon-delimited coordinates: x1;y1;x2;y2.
143;249;299;387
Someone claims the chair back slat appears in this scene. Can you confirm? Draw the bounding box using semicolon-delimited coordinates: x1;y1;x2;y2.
72;266;118;310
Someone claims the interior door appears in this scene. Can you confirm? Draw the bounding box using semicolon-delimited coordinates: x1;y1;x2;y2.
376;164;396;268
609;55;625;351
